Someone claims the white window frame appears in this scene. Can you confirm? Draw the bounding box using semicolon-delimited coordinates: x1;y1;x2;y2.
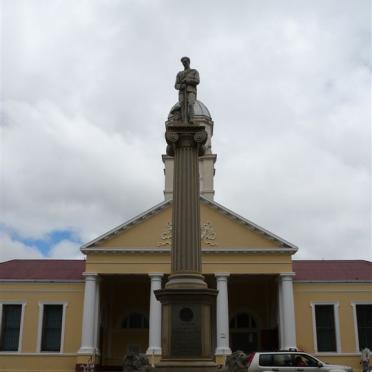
310;302;341;353
351;301;372;352
0;301;26;353
37;302;68;353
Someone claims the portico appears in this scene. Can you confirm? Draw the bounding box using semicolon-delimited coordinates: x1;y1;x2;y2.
77;267;297;367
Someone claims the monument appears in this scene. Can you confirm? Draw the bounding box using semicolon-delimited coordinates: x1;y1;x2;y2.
155;57;218;372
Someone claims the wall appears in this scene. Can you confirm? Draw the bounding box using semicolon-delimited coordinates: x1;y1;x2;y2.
294;281;372;370
0;281;84;372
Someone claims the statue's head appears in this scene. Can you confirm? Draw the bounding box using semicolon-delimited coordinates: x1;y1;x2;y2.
181;56;190;68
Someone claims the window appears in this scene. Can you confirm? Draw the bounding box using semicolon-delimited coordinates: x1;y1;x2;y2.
230;312;256;329
40;305;63;352
272;354;292;367
0;304;23;351
355;304;372;350
259;354;272;366
122;312;148;329
293;354;319;367
314;304;337;352
259;353;291;367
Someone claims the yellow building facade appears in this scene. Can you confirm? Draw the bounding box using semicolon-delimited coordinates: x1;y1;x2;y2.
0;101;371;371
0;198;371;371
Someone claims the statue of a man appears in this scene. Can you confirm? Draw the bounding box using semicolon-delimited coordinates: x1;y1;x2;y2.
174;56;200;123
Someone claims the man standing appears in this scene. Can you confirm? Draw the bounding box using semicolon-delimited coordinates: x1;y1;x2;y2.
174;56;200;123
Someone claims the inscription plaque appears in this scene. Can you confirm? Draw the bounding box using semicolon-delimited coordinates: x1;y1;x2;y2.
171;304;201;356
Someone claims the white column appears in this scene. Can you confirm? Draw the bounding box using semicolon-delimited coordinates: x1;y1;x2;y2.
215;273;231;355
93;276;101;353
146;273;163;355
279;273;297;350
278;277;284;348
79;273;98;354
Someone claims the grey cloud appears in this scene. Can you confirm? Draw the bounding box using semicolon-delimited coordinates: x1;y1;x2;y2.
1;0;370;261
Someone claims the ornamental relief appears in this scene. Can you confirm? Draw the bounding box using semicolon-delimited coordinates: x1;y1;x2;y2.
157;221;217;247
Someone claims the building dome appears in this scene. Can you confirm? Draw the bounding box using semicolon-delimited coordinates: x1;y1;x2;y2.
168;100;211;120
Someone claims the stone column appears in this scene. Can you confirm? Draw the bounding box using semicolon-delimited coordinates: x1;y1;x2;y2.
93;276;101;353
147;273;164;355
79;273;98;354
215;273;231;356
277;277;284;348
155;123;217;372
165;126;208;289
278;273;296;350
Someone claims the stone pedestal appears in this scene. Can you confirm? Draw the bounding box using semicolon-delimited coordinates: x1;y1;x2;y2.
156;123;217;372
155;288;217;372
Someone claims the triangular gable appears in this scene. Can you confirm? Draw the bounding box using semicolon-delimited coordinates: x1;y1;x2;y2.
81;197;297;252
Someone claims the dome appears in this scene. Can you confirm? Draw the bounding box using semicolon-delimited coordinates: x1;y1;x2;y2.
168;100;211;120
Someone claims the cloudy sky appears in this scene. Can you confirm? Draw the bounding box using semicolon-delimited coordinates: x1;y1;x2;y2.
1;0;371;262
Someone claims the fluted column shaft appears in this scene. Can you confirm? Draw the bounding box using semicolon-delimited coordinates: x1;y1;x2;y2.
173;137;201;273
165;126;207;289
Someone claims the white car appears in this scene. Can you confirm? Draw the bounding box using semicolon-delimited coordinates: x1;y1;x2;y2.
246;351;353;372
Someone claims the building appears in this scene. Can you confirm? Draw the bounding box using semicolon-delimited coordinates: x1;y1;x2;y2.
0;100;371;372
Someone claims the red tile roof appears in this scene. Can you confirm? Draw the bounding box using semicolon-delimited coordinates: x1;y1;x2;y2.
0;259;85;280
293;260;372;281
0;259;371;281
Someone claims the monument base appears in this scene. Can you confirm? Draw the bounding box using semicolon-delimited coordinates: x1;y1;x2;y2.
155;288;218;372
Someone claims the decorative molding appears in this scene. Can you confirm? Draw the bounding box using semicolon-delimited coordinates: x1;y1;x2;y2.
157;222;172;246
201;222;217;246
81;247;296;255
81;196;297;252
294;280;372;283
295;289;372;293
0;279;84;283
0;289;83;293
156;221;217;247
0;352;78;356
200;196;297;250
81;200;171;249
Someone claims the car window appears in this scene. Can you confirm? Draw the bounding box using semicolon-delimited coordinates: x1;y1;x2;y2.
293;355;309;367
300;354;319;367
272;354;292;367
259;354;272;366
260;353;319;368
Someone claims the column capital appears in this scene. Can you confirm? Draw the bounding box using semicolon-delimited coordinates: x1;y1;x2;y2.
148;272;164;278
279;272;295;280
215;273;230;279
83;272;99;280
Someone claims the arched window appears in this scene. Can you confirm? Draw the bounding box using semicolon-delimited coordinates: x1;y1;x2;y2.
230;312;257;330
122;312;149;329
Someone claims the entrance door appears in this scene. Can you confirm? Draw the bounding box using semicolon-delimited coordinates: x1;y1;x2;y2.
230;312;258;353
